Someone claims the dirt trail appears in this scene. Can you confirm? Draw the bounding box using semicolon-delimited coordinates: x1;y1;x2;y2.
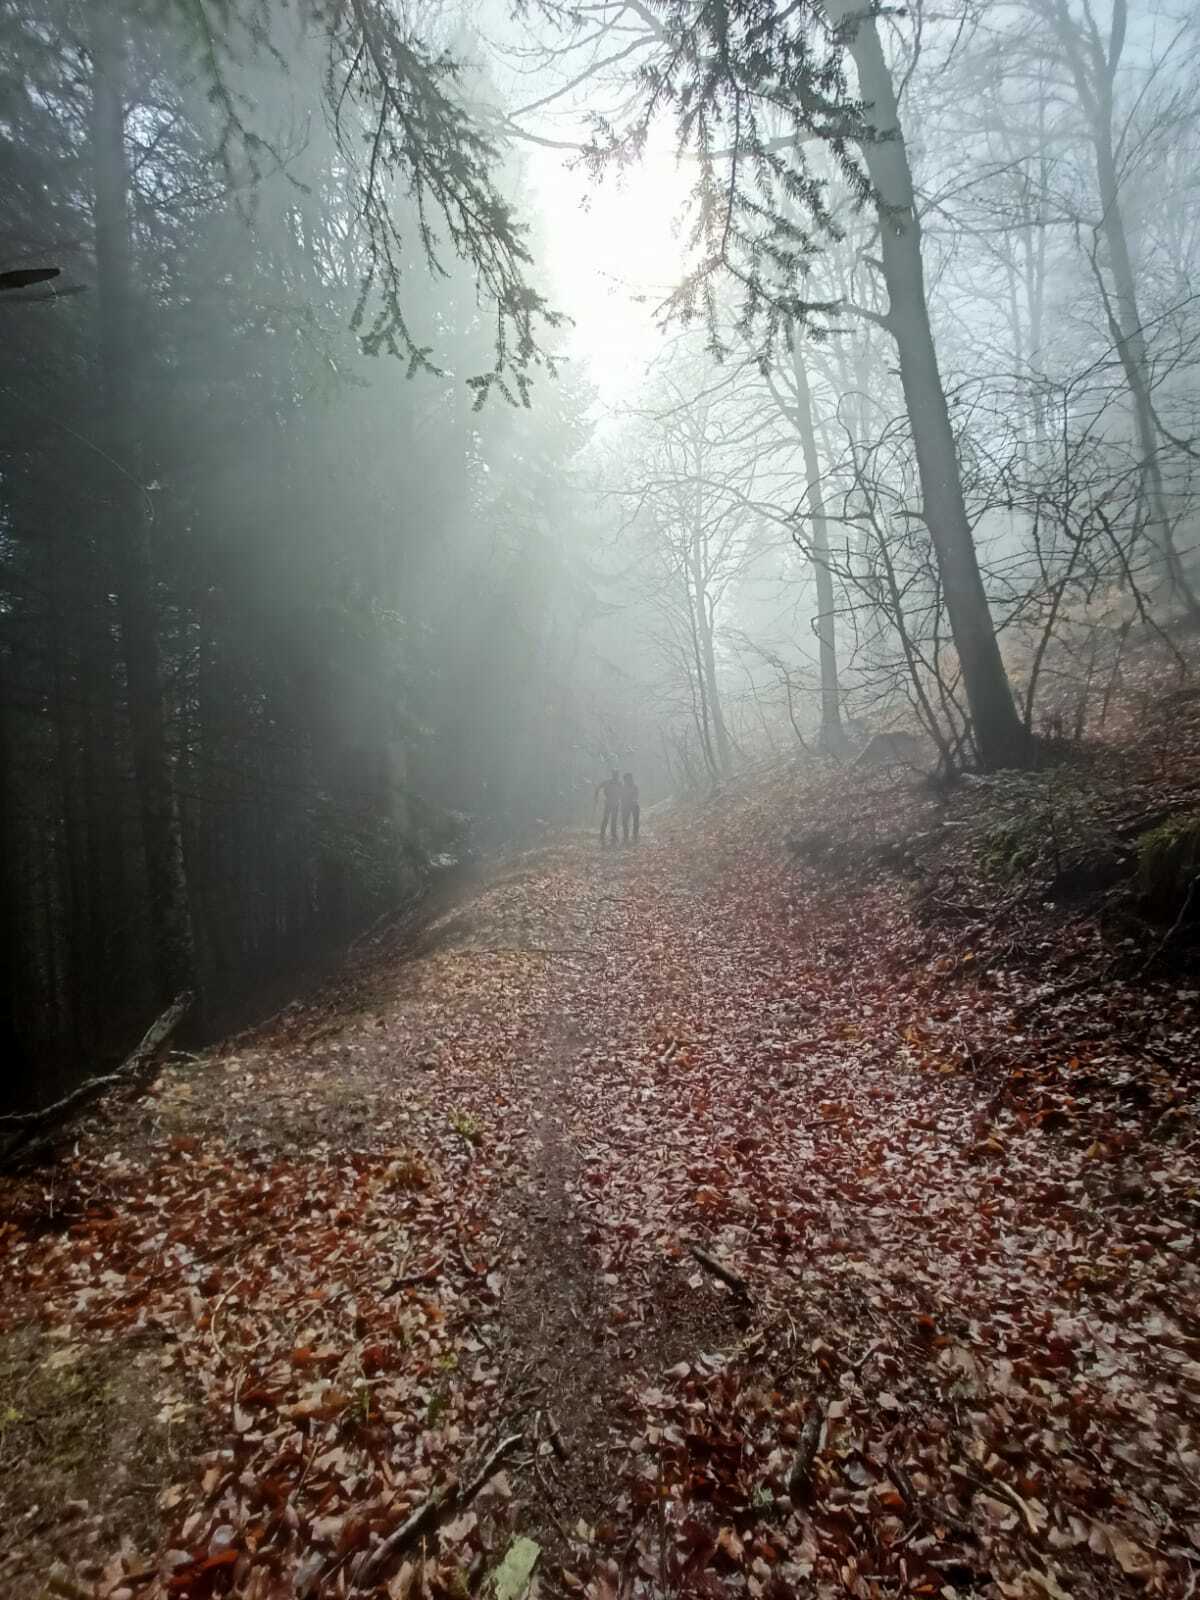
1;823;1198;1600
493;852;749;1563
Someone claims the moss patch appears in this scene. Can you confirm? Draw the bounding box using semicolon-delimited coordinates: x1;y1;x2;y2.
1136;814;1200;919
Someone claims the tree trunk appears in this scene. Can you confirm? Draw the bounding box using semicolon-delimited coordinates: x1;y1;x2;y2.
1047;0;1200;619
1097;200;1196;611
90;0;196;1001
0;647;28;1099
689;516;732;773
49;574;88;1052
80;663;126;1040
828;0;1028;770
684;576;721;779
698;599;732;774
788;341;846;753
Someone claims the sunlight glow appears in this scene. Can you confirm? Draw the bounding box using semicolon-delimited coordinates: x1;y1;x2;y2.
527;142;692;402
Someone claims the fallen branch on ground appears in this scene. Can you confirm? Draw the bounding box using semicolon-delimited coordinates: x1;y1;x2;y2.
687;1243;752;1300
0;991;193;1169
350;1431;523;1590
787;1401;824;1499
383;1257;445;1295
1010;964;1114;1020
893;1456;977;1544
1136;869;1200;975
544;1410;568;1461
963;1466;1042;1538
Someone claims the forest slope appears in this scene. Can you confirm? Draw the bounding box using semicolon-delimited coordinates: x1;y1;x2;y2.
2;749;1199;1600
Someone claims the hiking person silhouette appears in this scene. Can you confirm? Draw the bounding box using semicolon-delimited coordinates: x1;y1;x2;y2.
595;769;621;845
621;773;640;844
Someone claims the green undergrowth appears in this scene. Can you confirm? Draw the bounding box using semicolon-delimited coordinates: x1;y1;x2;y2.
972;769;1122;898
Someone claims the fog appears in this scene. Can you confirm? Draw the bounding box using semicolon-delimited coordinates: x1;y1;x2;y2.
3;0;1199;1090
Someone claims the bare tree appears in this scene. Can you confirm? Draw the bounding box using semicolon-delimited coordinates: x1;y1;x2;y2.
609;362;786;776
756;337;848;753
1037;0;1199;618
509;0;1030;768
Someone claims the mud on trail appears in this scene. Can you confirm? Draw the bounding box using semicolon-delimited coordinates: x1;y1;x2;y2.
2;806;1199;1600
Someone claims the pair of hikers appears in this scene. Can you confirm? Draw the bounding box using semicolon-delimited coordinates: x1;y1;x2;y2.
595;770;640;845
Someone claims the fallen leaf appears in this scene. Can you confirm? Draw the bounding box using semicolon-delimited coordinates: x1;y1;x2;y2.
491;1536;541;1600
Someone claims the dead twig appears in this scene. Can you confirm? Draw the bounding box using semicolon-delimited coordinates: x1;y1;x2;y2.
209;1275;246;1364
457;1239;487;1277
531;1412;572;1546
687;1243;752;1301
1136;870;1200;976
893;1456;977;1544
787;1400;824;1499
1011;963;1115;1020
851;1339;884;1375
382;1257;444;1296
533;1464;572;1548
964;1466;1042;1538
350;1431;522;1590
545;1409;568;1462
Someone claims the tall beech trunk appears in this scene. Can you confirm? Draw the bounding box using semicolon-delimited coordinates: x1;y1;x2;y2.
690;478;733;774
826;0;1028;770
90;1;195;1001
696;587;733;775
789;341;846;753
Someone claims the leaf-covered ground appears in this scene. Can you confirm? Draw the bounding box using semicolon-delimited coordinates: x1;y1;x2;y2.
2;772;1199;1600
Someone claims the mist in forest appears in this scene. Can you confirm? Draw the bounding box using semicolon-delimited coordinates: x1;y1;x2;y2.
2;0;1198;1102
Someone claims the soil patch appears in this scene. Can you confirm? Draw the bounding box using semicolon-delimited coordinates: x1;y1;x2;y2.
498;962;748;1569
0;1325;204;1600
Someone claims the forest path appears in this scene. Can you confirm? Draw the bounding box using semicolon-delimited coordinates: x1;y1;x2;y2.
2;824;1197;1599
